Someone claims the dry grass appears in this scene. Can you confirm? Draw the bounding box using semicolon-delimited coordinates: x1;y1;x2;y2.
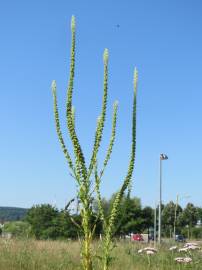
0;238;202;270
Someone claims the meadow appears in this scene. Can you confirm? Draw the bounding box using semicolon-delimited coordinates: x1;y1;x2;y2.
0;238;202;270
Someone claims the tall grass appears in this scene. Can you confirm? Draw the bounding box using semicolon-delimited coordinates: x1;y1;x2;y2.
0;239;201;270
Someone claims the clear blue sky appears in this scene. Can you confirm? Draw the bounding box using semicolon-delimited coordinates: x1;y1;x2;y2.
0;0;202;209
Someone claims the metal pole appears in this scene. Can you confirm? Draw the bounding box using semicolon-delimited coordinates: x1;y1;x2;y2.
173;194;179;240
158;157;162;244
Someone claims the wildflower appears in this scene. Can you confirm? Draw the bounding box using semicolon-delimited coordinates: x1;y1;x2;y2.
178;247;189;252
184;257;192;263
174;257;192;264
188;245;200;250
182;242;200;251
184;242;199;248
143;247;157;252
137;249;143;254
137;247;157;255
169;246;177;251
175;257;184;263
146;250;155;255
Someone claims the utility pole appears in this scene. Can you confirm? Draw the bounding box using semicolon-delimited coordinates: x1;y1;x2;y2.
173;194;179;240
158;154;168;244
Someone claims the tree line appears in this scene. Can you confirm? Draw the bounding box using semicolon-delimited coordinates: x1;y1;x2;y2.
0;207;28;222
2;195;202;240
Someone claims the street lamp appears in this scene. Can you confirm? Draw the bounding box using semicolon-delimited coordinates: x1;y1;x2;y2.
158;153;168;244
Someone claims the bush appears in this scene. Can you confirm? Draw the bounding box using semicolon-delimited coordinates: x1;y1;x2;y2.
3;221;32;238
191;227;202;239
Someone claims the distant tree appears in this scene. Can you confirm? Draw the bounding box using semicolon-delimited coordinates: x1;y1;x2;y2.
191;227;202;239
196;207;202;223
94;195;154;236
114;196;143;235
0;207;28;221
3;221;32;238
141;206;153;233
25;204;60;239
178;203;198;239
25;203;85;240
57;210;82;239
162;201;182;237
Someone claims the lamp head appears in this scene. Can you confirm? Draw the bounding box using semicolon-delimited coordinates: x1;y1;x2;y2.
160;154;168;160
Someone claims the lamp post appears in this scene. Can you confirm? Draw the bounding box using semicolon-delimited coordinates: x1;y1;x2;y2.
158;153;168;244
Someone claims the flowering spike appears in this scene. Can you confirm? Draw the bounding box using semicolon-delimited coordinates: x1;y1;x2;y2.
134;68;138;93
103;49;109;64
71;15;76;31
114;100;118;107
51;80;57;93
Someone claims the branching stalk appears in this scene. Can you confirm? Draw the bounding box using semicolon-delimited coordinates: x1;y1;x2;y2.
51;16;138;270
101;69;138;270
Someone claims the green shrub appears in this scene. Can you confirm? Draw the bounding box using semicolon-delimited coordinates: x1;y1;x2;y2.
3;221;32;238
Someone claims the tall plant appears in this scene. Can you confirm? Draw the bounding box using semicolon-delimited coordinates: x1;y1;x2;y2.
51;16;137;270
95;68;137;270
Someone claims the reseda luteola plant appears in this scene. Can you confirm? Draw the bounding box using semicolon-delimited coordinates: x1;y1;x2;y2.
51;16;137;270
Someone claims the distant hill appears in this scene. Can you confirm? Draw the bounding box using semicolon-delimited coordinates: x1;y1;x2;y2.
0;207;29;222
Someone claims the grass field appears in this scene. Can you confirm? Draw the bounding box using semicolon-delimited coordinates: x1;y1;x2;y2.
0;238;201;270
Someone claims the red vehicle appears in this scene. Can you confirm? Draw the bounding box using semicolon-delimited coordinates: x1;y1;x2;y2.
131;233;144;241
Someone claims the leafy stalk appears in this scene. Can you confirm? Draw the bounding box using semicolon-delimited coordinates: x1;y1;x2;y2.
66;16;87;181
52;80;74;171
102;68;138;270
95;101;118;223
88;49;109;177
100;101;118;178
